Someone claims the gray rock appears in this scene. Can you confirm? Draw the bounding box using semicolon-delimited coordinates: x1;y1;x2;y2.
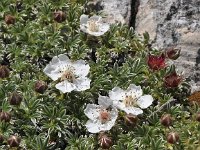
135;0;200;89
86;0;132;24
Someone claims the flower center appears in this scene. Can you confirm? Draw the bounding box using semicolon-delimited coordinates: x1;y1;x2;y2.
60;66;76;82
88;20;99;32
123;95;137;107
99;109;110;123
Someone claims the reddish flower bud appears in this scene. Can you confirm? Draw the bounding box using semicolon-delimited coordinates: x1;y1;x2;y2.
164;71;182;88
160;114;172;127
34;80;48;94
98;134;112;149
0;65;10;79
7;135;21;147
147;53;166;71
167;132;179;144
0;134;4;143
9;91;23;106
53;11;66;23
4;15;15;25
0;112;11;122
166;47;181;60
124;114;138;127
196;112;200;122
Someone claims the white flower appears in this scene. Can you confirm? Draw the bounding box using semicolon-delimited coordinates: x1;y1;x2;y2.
43;54;91;93
109;84;153;115
84;95;118;133
80;14;110;36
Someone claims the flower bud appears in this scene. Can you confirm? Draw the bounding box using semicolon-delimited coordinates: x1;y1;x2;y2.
0;134;4;143
164;71;182;88
124;114;138;127
0;112;11;122
4;15;15;25
196;112;200;122
98;134;112;149
9;91;23;106
7;135;21;147
34;80;48;94
53;11;66;23
0;65;10;79
160;114;172;127
166;48;181;60
147;53;166;71
167;132;179;144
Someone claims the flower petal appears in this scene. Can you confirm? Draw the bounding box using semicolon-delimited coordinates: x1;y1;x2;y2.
123;107;143;115
80;14;89;25
89;15;102;22
74;77;91;91
80;15;109;36
98;95;113;108
55;80;76;93
99;23;110;33
43;54;71;81
109;87;125;101
57;54;71;65
84;104;100;120
80;25;87;33
85;120;101;133
43;64;61;81
109;107;118;121
86;29;107;36
99;107;118;131
113;101;125;110
73;60;90;77
85;105;118;133
127;84;143;98
137;95;153;109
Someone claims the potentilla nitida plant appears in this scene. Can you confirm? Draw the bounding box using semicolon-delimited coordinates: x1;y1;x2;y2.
0;0;194;149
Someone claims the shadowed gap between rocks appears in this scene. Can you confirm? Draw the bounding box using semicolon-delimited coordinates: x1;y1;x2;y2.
129;0;140;28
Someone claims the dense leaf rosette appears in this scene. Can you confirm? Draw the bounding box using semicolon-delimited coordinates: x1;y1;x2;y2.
80;14;110;36
109;84;153;115
43;54;90;93
84;96;118;133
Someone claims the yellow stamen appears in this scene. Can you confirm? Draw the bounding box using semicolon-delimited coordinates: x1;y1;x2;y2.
88;20;99;32
123;95;138;107
60;66;76;82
